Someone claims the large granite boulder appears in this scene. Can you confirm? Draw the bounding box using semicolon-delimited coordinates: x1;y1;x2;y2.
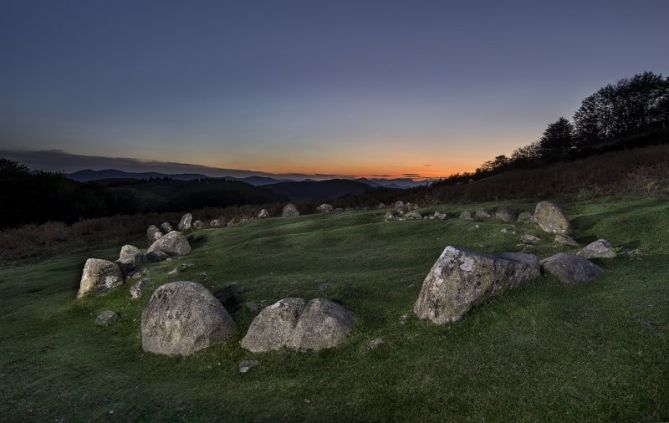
413;247;540;324
141;281;238;356
77;258;124;298
316;204;334;214
241;298;357;352
495;208;517;223
578;239;616;259
147;231;191;257
287;299;357;351
177;213;193;231
540;253;603;285
281;204;300;217
147;225;162;242
117;244;143;274
533;201;571;234
258;209;270;219
241;298;306;352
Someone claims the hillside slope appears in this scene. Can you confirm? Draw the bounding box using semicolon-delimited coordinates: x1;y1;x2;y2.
263;178;377;200
1;198;667;421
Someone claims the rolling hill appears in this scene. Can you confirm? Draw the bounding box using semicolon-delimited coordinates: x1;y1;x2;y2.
1;198;667;420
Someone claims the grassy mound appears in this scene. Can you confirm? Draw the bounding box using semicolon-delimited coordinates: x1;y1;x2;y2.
1;199;667;421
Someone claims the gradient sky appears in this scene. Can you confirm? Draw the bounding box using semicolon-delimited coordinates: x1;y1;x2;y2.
1;0;668;178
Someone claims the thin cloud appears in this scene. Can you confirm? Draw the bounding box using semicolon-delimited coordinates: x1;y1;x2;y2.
0;149;350;180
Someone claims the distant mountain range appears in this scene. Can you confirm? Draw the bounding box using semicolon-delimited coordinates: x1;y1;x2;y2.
66;169;429;189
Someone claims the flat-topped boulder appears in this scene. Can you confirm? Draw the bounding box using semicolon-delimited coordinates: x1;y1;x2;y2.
177;213;193;231
281;204;300;217
578;239;616;259
533;201;571;234
540;253;603;285
77;258;124;298
413;247;540;324
241;298;357;352
141;281;238;356
148;231;191;257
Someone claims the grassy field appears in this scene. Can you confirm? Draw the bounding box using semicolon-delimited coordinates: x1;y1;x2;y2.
1;198;668;421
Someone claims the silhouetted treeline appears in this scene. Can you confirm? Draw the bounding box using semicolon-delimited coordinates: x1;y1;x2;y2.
0;159;284;229
433;71;669;188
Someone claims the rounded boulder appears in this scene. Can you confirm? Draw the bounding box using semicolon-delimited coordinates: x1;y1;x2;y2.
141;281;238;356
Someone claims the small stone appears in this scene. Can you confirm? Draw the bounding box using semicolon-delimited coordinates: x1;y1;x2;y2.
475;208;493;219
178;263;193;272
239;360;259;374
520;234;541;245
459;210;474;221
495;208;517;223
130;278;150;300
316;204;334;214
578;239;617;259
404;211;422;220
95;310;120;327
368;338;385;350
554;234;579;247
517;211;534;223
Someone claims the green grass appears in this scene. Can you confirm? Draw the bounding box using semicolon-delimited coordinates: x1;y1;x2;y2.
1;198;668;422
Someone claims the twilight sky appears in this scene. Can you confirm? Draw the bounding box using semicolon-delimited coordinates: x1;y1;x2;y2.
1;0;668;178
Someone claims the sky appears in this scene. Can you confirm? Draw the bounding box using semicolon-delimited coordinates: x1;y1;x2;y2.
1;0;668;179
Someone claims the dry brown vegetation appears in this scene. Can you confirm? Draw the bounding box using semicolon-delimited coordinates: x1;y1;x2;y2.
412;145;669;204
